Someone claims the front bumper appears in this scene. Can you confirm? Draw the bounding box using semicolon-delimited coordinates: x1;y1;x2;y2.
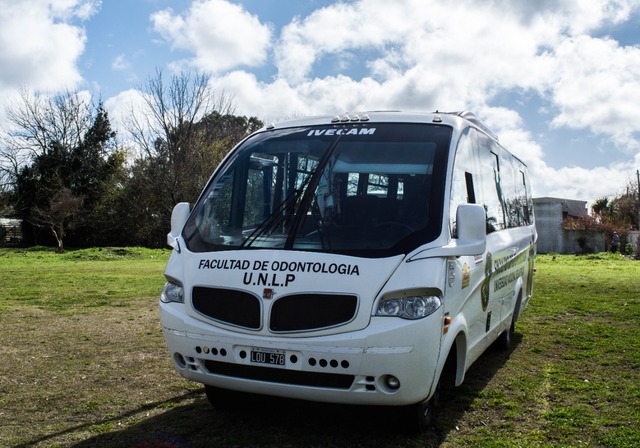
161;301;443;406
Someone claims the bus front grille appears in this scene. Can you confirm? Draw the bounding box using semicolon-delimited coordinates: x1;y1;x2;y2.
191;288;358;333
269;294;358;332
204;360;355;389
192;287;261;330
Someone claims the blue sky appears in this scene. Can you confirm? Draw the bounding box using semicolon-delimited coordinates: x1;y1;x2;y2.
1;0;640;206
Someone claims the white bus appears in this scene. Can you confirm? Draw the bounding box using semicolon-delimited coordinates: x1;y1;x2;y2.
160;111;536;430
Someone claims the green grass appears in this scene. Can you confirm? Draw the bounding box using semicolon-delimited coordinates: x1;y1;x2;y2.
517;253;640;448
0;249;638;447
0;246;170;312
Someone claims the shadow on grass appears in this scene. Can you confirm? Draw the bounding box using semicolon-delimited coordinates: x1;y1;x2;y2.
12;390;202;448
30;337;520;448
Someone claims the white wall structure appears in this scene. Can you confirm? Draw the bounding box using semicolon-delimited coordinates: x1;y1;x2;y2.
533;197;604;254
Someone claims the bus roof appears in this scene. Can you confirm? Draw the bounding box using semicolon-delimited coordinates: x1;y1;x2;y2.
263;110;499;142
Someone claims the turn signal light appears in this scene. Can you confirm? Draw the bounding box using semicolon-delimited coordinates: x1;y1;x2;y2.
443;316;452;334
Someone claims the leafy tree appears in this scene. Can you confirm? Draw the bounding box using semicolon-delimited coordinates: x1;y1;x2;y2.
7;90;124;248
591;197;616;222
2;77;264;248
65;105;125;246
591;179;639;232
581;179;640;254
609;177;640;231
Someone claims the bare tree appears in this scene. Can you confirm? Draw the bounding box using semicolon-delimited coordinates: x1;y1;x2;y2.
5;87;92;158
1;88;93;207
127;68;235;160
0;136;21;201
124;69;237;214
116;69;263;246
31;188;83;253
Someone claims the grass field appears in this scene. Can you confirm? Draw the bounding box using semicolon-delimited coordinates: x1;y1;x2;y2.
0;247;638;447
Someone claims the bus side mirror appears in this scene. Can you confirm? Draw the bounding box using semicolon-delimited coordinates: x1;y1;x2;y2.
455;203;487;255
167;202;190;251
394;202;489;262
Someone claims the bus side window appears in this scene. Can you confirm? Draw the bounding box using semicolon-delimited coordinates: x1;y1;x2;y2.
521;170;532;225
476;135;505;232
452;127;511;236
450;128;476;237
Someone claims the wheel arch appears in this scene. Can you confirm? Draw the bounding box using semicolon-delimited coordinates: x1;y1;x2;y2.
512;279;524;324
437;329;468;388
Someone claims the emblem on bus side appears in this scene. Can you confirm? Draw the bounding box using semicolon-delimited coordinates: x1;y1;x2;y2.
462;263;470;289
481;252;492;312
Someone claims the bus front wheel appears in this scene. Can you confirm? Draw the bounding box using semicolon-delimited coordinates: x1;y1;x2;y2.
403;379;441;432
205;385;244;410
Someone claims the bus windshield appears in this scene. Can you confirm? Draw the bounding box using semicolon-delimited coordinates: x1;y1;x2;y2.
183;123;452;257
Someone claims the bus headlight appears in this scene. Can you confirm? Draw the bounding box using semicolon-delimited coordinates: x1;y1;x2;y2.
376;295;441;319
161;281;184;304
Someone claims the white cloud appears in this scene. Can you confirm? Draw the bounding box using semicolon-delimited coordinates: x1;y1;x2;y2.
111;54;130;71
3;0;635;205
75;0;102;20
104;88;153;157
255;0;640;203
274;0;415;83
212;70;441;121
0;0;100;128
542;162;637;203
548;35;640;152
273;0;561;90
211;71;307;122
0;0;93;92
150;0;272;73
104;88;143;128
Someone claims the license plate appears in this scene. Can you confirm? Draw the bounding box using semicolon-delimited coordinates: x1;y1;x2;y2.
250;348;285;366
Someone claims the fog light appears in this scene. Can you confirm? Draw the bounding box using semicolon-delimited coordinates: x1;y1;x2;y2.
385;375;401;390
174;353;186;369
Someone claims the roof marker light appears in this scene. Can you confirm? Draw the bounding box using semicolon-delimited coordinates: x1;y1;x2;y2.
331;112;370;123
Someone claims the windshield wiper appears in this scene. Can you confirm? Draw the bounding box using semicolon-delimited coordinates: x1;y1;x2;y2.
240;174;313;248
285;139;341;250
243;134;342;250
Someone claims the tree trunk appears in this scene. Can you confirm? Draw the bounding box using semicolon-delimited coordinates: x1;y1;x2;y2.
52;228;65;254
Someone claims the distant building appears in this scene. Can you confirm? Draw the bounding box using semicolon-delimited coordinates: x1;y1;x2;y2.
533;197;604;254
0;218;23;246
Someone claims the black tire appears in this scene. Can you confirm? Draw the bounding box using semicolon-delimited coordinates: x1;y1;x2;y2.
496;318;514;351
204;385;243;410
497;293;522;351
403;379;441;432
